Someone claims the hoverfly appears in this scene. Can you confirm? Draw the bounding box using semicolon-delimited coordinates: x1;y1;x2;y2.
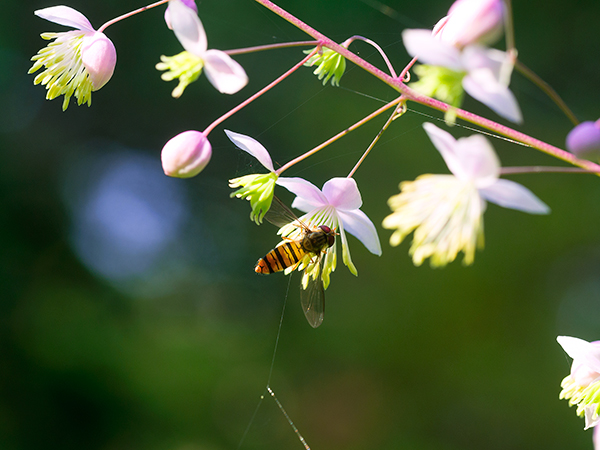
255;197;336;328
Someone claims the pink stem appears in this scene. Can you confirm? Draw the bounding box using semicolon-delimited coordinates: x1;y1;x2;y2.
98;0;169;33
225;40;318;56
275;96;405;176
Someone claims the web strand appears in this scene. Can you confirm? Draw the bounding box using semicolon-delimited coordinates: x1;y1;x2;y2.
238;274;302;449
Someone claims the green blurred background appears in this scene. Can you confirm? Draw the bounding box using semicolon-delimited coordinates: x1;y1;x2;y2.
1;0;600;449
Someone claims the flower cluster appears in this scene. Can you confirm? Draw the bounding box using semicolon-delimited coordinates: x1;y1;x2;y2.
403;0;521;123
383;123;549;267
26;5;600;447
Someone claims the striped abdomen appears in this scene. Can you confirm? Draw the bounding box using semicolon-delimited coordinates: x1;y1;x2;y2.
255;227;335;275
255;239;305;274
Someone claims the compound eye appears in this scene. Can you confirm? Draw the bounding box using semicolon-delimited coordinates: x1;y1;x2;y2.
319;225;331;233
326;234;335;248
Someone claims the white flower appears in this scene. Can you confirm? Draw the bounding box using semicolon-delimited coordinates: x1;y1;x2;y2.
383;123;549;267
433;0;505;48
557;336;600;429
402;29;521;123
29;6;117;111
157;0;248;97
276;177;382;287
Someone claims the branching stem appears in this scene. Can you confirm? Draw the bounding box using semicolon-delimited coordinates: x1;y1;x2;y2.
276;96;405;176
252;0;600;175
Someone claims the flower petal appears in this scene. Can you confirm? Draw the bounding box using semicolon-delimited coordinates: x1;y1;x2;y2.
276;177;328;211
224;130;274;172
454;134;500;186
424;122;500;184
584;405;600;430
168;0;207;56
81;32;117;90
462;69;522;123
558;336;600;375
402;29;463;71
203;49;248;94
322;177;362;210
35;6;95;32
479;179;549;214
337;209;382;256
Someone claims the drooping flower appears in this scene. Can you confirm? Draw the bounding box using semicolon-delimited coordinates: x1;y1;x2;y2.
156;0;247;97
433;0;505;48
29;6;117;111
161;130;211;178
304;46;346;86
226;130;282;225
382;123;549;267
557;336;600;430
402;29;521;123
164;0;197;29
276;177;382;288
566;120;600;161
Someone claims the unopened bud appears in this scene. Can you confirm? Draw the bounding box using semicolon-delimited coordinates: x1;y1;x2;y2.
566;120;600;160
161;130;212;178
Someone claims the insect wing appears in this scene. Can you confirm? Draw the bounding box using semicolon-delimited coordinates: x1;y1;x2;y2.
300;258;325;328
264;196;310;231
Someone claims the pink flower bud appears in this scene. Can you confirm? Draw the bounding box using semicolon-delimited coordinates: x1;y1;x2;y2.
566;120;600;159
161;130;212;178
434;0;505;48
81;32;117;90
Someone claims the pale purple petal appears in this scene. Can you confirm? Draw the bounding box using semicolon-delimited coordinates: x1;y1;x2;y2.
35;6;95;32
203;49;248;94
337;209;381;256
165;0;198;29
454;134;500;186
322;177;362;210
422;123;465;175
463;69;522;123
224;130;274;172
461;45;505;79
480;179;549;214
276;177;328;210
80;32;117;90
168;0;207;56
566;121;600;156
402;29;463;71
441;0;505;47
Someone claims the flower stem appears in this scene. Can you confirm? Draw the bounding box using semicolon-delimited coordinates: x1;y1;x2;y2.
276;96;405;176
203;47;320;136
347;100;405;178
500;166;596;175
252;0;600;175
343;35;398;78
98;0;169;33
225;40;318;56
514;60;579;126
